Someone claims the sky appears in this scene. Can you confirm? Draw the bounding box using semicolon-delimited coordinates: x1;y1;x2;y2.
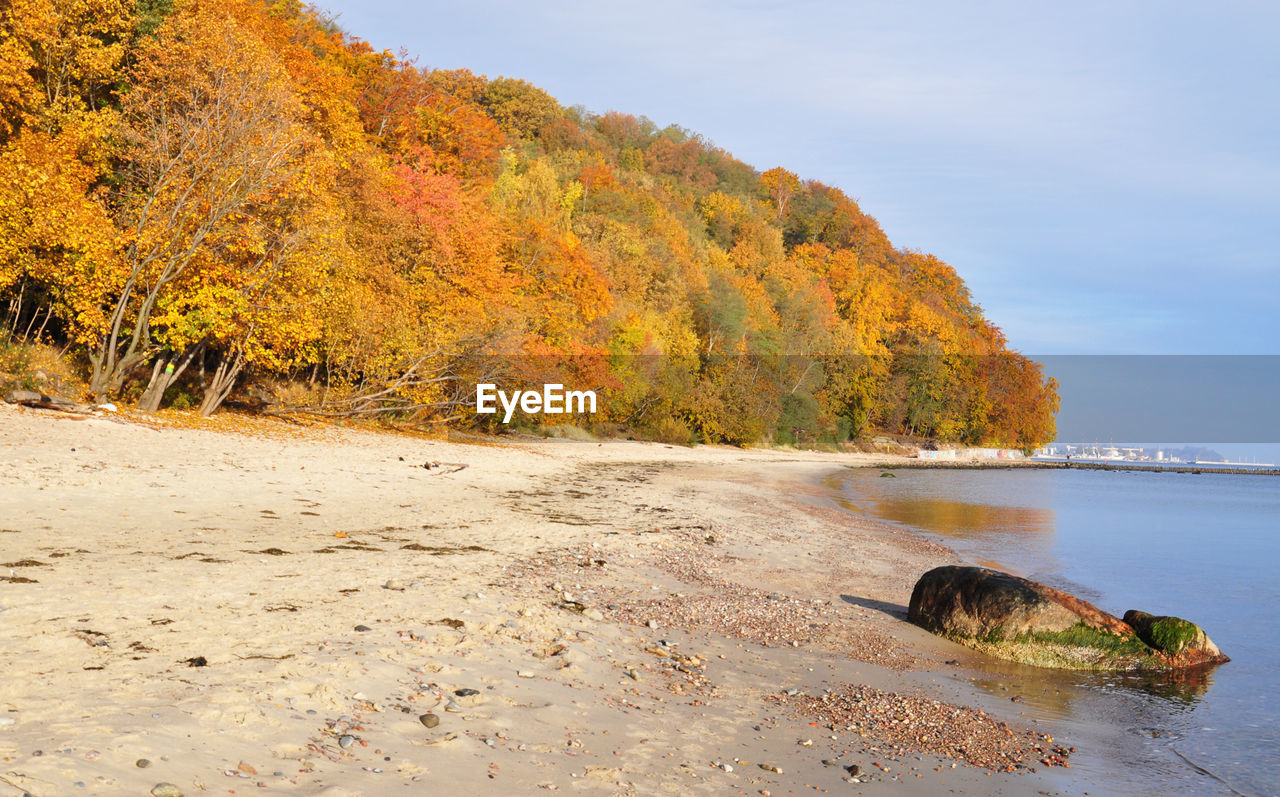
315;0;1280;357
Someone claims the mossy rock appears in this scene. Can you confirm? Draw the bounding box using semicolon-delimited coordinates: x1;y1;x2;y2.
1123;610;1227;665
961;622;1164;671
907;566;1229;671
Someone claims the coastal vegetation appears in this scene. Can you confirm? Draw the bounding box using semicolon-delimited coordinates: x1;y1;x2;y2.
0;0;1058;447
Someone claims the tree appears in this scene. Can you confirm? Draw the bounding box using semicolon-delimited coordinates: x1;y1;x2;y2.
760;166;800;220
90;4;312;401
480;76;562;140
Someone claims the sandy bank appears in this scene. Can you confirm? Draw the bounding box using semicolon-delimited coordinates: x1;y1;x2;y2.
0;404;1079;795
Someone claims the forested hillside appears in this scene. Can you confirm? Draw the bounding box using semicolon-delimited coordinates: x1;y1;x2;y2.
0;0;1058;446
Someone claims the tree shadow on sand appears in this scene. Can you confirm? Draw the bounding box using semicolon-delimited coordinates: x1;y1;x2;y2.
841;594;908;620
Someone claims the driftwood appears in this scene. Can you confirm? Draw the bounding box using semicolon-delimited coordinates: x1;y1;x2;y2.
4;390;89;413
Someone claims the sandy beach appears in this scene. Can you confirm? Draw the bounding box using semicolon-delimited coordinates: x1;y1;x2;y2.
0;403;1078;796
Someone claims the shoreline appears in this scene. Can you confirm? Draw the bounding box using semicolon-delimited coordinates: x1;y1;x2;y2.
1;404;1098;795
872;459;1280;476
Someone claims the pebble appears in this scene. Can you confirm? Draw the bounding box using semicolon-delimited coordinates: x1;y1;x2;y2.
646;619;658;629
338;735;355;749
150;784;183;797
517;670;535;679
454;688;479;697
354;624;372;632
583;608;604;621
785;683;1069;772
444;700;462;713
0;717;13;727
136;758;152;768
419;713;440;728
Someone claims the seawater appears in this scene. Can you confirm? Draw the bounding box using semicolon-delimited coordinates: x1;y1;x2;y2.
829;467;1280;796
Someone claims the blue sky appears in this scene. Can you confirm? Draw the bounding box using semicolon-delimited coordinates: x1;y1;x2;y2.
315;0;1279;356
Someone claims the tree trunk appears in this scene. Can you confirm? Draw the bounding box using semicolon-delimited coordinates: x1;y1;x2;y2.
198;352;245;416
137;346;201;412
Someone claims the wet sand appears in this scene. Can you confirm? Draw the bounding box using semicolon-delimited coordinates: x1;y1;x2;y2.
0;403;1086;795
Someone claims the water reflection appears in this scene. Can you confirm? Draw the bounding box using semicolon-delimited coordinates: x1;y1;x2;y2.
965;652;1212;720
829;470;1056;538
1098;665;1216;707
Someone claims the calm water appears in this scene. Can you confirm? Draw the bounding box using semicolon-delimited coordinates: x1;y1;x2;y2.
830;467;1280;796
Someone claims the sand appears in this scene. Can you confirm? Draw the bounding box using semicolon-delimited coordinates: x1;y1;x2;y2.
0;402;1077;795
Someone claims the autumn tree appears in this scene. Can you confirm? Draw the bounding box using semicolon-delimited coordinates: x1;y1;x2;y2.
760;166;800;220
0;0;1058;446
90;4;313;403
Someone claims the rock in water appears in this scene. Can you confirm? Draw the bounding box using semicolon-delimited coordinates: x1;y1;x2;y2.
908;565;1131;639
907;565;1227;670
1123;610;1228;666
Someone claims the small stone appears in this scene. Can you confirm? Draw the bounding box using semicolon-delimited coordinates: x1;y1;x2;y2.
454;688;479;697
583;608;604;621
419;713;440;728
759;763;783;773
517;670;535;679
626;668;640;681
136;758;152;768
444;700;462;713
798;738;813;747
646;619;658;629
150;784;183;797
338;735;355;749
845;764;861;776
354;624;372;632
237;761;257;775
384;579;406;591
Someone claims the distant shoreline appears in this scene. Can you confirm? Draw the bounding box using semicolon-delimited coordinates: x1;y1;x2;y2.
859;459;1280;476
